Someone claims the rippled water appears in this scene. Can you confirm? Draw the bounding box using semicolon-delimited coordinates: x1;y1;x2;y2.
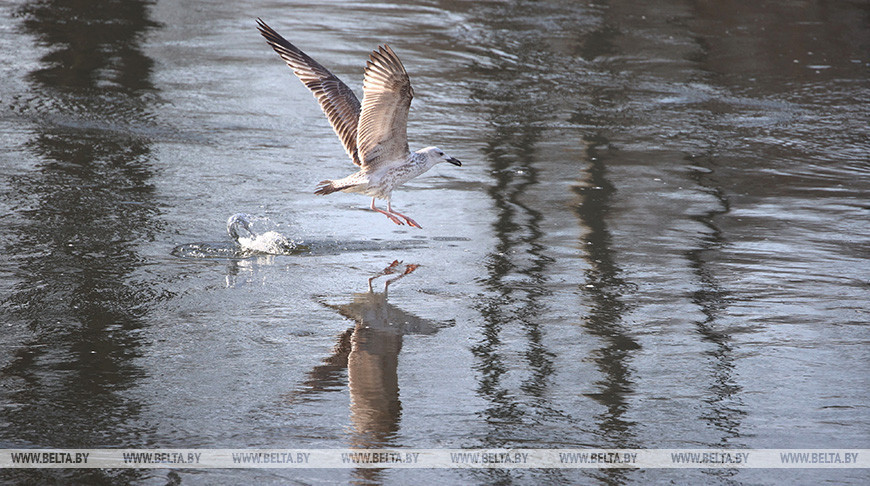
1;0;868;484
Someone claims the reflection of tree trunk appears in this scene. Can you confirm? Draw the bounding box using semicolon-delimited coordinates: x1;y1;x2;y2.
573;137;640;456
465;0;560;450
2;1;160;484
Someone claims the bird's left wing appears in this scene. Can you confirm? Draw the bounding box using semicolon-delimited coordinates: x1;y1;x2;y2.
257;19;362;166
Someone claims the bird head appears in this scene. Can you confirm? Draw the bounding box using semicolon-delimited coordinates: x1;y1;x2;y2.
418;146;461;167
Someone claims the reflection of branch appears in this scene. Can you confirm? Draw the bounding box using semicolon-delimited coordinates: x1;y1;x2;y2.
684;154;744;446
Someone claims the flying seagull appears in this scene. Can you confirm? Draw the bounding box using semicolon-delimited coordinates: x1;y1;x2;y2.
256;19;461;229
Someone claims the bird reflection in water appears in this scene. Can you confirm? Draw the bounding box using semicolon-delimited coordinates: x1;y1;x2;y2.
342;260;417;447
288;261;451;453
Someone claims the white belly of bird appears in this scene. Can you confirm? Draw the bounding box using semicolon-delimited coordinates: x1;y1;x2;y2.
355;160;431;200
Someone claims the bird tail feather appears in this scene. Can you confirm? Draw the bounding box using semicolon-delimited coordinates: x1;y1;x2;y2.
315;180;357;195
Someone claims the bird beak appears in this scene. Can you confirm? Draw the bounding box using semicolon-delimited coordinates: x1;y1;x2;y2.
447;157;461;167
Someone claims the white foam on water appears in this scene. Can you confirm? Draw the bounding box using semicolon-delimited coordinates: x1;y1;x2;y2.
236;230;296;254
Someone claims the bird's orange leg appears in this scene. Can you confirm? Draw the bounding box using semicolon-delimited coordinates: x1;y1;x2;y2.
371;198;404;226
387;201;421;229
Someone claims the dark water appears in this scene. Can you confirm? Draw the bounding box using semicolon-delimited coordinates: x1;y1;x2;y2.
1;0;868;484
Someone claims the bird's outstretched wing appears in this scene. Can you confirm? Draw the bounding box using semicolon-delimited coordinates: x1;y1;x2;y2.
257;19;362;166
356;45;413;169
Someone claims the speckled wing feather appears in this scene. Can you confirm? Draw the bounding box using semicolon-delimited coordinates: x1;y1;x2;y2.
357;45;413;169
257;19;362;166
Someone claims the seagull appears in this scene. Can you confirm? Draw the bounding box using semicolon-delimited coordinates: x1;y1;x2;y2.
256;19;462;229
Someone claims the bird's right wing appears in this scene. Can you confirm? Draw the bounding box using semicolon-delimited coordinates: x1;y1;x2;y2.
257;19;362;166
356;45;413;170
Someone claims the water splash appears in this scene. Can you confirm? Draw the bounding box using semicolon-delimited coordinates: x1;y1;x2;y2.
170;214;305;259
226;213;302;255
172;214;431;259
